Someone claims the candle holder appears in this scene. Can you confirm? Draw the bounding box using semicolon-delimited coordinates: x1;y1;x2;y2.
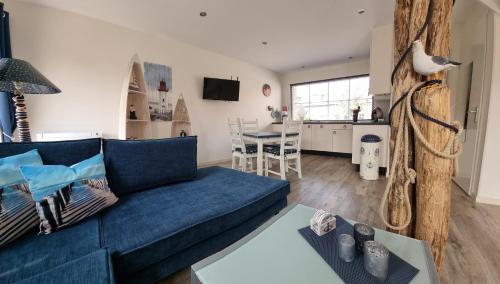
363;240;390;282
338;234;356;262
353;223;375;251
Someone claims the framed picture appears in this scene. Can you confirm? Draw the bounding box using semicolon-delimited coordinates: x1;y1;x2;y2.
144;62;173;121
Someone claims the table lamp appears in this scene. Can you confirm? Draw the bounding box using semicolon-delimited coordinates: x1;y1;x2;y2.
0;58;61;142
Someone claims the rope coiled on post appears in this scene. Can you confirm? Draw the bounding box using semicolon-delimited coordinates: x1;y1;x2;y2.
379;81;463;231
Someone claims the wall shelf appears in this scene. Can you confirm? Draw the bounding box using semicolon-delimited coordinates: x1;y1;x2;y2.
119;55;152;140
128;90;147;96
171;94;192;137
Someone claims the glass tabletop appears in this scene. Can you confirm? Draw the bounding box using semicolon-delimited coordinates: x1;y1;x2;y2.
192;204;438;284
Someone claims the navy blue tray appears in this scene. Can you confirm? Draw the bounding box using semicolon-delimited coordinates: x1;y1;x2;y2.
298;216;419;284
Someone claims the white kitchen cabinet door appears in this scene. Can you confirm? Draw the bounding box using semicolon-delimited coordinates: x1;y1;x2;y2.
272;124;282;132
332;129;353;153
369;24;393;95
301;124;313;150
311;124;333;152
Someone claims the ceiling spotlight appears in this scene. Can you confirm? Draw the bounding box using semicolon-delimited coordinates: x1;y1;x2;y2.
357;9;366;15
200;11;207;17
262;41;268;45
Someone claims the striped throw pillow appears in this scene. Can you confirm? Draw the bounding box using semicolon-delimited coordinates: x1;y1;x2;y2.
20;154;118;234
0;187;39;247
0;150;43;247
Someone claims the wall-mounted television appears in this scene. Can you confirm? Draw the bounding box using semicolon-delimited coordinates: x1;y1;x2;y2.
203;77;240;101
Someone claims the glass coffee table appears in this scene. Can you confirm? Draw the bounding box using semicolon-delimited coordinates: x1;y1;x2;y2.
191;204;438;284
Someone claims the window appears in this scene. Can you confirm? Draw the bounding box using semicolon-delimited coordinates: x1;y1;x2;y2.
291;75;372;121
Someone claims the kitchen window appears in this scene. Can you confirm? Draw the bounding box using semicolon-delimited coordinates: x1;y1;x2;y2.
291;75;372;121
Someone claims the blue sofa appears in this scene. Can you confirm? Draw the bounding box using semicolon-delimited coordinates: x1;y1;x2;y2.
0;137;290;283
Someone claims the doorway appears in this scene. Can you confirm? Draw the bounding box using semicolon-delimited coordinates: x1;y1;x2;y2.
453;45;486;196
450;2;492;198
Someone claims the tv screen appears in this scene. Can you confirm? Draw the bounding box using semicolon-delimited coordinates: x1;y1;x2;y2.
203;77;240;101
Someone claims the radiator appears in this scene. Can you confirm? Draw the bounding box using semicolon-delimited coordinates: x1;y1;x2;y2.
36;131;102;141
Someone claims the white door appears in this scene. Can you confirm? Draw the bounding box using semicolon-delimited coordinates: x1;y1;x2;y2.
454;45;486;196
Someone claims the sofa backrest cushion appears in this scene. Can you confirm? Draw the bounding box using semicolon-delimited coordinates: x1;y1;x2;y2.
0;138;102;166
102;136;197;196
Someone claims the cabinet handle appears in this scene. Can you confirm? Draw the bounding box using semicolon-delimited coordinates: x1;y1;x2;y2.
333;130;336;134
343;125;346;129
320;125;323;128
308;125;311;128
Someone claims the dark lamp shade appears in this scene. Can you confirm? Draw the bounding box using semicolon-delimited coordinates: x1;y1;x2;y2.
0;58;61;94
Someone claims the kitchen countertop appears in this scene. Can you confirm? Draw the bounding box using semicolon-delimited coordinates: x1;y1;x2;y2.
272;120;390;126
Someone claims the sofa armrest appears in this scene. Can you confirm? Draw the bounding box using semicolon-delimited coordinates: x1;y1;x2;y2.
14;249;115;284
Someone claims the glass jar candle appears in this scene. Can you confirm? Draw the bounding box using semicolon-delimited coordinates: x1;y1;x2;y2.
363;240;390;281
353;223;375;251
338;234;356;262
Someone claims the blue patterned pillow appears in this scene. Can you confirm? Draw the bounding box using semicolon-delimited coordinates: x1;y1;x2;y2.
0;150;42;247
20;154;118;234
0;149;43;192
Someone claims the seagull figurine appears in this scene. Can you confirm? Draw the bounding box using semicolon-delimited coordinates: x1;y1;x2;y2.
412;40;461;76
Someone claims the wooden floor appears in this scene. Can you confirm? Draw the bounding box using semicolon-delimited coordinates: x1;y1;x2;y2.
160;154;500;284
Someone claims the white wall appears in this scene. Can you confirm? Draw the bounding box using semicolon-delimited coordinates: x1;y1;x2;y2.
476;13;500;204
279;59;370;108
4;0;281;164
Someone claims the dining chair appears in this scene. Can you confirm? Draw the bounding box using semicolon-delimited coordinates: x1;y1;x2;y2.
227;118;257;173
241;118;275;148
240;118;259;133
264;119;303;180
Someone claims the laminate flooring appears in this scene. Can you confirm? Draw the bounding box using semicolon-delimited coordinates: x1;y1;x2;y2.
159;154;500;284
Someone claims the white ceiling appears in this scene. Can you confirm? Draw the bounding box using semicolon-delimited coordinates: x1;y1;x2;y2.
21;0;395;73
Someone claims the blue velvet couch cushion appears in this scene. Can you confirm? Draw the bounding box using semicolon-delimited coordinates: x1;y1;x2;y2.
14;249;115;284
102;137;197;196
0;216;101;283
127;199;287;284
0;138;102;166
101;166;290;278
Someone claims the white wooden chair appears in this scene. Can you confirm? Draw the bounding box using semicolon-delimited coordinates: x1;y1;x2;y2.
228;118;258;173
264;119;303;180
241;118;276;148
240;118;259;133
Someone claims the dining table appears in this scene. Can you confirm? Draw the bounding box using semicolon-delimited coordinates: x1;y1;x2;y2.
242;131;299;176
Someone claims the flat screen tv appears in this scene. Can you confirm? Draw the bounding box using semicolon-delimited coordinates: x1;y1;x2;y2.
203;77;240;101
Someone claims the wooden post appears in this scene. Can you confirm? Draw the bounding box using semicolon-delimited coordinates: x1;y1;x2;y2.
388;0;429;236
413;0;453;271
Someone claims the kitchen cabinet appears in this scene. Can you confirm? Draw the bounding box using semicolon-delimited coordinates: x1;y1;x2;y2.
301;124;313;150
369;24;394;95
352;124;390;167
331;124;353;154
332;130;353;154
271;124;282;132
312;124;333;152
272;124;313;150
271;123;354;154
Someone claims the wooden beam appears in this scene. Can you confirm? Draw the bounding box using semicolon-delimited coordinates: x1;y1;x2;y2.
413;0;454;271
388;0;429;236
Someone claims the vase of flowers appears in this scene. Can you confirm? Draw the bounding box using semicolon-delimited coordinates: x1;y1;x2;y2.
352;106;361;122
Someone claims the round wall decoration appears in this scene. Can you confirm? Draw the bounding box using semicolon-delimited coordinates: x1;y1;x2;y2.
262;84;271;97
